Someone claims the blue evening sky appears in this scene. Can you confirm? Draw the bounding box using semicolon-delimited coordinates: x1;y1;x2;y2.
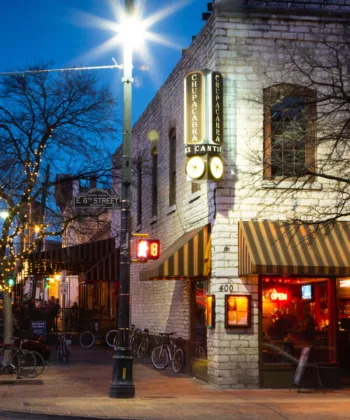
0;0;207;127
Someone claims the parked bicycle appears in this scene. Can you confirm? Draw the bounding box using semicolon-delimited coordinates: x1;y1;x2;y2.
129;324;142;355
0;337;36;379
151;332;185;373
136;329;150;359
57;332;72;363
79;317;118;349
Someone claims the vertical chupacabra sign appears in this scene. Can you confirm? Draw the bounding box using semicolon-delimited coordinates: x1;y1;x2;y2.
184;70;224;182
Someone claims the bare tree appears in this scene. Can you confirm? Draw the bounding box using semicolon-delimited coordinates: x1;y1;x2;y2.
0;63;118;344
243;28;350;228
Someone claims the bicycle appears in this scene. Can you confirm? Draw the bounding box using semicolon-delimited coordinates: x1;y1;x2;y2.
136;328;150;359
79;317;119;349
0;337;37;379
151;332;185;373
57;332;72;363
129;324;142;355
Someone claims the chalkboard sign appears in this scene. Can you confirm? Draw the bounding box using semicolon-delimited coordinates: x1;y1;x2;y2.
30;320;46;341
293;346;311;386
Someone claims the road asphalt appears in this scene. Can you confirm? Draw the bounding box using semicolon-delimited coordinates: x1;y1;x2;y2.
0;344;349;419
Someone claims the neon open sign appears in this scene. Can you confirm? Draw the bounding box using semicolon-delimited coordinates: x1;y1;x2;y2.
270;289;288;301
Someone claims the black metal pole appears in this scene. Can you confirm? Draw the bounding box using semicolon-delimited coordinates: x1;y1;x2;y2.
109;0;135;399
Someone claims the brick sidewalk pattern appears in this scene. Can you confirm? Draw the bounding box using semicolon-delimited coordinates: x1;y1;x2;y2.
0;346;349;419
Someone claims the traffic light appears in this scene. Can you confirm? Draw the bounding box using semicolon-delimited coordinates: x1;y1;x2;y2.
136;239;160;260
45;277;50;288
7;278;14;287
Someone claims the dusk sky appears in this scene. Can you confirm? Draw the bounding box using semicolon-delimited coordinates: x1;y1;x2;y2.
0;0;207;128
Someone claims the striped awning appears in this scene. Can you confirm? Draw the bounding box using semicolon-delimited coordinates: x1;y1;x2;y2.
79;248;119;283
140;225;210;281
239;221;350;277
25;237;116;276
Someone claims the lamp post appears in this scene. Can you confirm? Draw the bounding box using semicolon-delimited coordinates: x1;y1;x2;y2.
109;0;135;399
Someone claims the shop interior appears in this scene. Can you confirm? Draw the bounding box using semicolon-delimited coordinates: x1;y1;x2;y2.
262;276;350;380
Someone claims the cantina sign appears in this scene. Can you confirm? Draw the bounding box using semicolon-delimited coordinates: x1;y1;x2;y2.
184;70;224;147
212;72;223;144
185;71;203;145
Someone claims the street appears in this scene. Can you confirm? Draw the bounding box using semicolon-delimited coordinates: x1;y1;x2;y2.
0;344;349;419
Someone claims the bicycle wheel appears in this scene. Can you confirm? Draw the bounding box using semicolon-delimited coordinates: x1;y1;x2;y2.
11;350;36;378
172;348;185;373
58;342;69;363
106;330;119;348
79;331;95;348
151;346;168;369
136;338;148;359
26;351;45;378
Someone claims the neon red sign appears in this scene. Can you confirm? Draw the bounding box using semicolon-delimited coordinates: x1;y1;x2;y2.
269;289;288;301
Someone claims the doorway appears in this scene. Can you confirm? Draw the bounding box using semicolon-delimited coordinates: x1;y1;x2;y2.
190;280;208;382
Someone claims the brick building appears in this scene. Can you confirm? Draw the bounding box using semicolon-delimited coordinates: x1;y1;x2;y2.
113;0;350;388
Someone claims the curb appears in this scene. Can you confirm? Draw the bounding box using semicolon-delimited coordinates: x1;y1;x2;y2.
0;409;147;420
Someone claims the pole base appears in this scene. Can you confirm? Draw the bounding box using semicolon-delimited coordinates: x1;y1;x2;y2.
109;351;135;398
109;382;135;398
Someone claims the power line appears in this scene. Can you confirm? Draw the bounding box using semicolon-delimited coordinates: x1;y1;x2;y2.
0;61;123;77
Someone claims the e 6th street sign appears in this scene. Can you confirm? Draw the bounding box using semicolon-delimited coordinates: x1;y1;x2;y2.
74;188;121;209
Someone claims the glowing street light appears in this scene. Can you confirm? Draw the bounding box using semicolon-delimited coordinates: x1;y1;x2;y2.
109;0;141;399
74;0;191;399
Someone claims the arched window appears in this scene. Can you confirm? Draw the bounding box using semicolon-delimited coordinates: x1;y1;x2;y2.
263;84;316;178
169;128;176;206
152;146;158;217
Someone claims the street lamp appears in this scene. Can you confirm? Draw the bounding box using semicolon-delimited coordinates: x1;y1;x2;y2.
109;0;136;399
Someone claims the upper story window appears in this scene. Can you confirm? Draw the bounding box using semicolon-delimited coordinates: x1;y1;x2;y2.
137;160;142;226
263;84;316;179
169;128;176;207
151;146;158;217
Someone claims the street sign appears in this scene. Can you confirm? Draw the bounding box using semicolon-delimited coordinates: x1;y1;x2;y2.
74;188;121;209
61;270;67;295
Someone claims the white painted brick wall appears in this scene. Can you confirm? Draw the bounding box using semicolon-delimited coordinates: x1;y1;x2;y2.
111;3;350;389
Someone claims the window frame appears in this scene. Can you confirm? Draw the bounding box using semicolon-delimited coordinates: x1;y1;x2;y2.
137;159;142;226
151;146;158;217
169;128;177;207
263;84;316;179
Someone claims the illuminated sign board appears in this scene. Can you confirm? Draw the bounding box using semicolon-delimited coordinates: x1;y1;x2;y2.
184;70;224;149
339;279;350;288
184;70;224;182
212;72;223;145
270;290;288;301
185;71;203;145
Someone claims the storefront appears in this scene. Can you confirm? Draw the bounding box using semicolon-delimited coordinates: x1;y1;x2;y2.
239;220;350;388
140;224;211;380
25;237;119;318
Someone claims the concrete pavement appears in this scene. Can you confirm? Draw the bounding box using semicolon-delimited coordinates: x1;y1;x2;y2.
0;345;349;419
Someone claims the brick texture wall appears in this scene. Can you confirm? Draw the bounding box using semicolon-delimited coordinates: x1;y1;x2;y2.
112;2;350;388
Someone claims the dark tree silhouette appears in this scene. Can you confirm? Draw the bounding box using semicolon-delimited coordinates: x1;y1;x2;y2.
0;63;118;344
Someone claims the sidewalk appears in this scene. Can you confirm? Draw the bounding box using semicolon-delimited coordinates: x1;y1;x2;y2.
0;345;349;419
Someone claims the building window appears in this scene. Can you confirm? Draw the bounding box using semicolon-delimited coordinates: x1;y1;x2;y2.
137;160;142;226
152;146;158;217
169;128;176;206
262;277;335;365
263;84;316;179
